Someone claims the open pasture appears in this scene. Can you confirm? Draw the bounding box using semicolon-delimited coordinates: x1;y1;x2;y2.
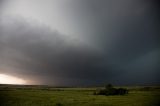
0;85;160;106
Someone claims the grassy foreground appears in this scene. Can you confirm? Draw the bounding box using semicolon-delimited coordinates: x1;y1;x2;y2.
0;85;160;106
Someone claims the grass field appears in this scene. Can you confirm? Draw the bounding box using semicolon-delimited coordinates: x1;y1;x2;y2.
0;85;160;106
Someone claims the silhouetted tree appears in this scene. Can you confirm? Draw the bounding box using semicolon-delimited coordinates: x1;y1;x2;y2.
94;84;128;96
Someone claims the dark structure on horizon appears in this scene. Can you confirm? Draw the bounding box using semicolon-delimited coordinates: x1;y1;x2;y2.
94;84;128;96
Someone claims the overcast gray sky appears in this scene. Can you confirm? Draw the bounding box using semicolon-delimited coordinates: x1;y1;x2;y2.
0;0;159;86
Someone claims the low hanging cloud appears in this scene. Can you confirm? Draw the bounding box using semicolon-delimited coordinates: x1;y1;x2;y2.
0;16;119;86
0;0;159;86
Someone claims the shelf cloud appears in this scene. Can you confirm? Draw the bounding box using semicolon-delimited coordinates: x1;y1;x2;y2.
0;0;159;86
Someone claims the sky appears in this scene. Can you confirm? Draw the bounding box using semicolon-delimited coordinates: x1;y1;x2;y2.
0;0;159;86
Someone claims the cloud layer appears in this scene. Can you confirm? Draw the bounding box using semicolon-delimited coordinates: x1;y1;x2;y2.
0;0;159;86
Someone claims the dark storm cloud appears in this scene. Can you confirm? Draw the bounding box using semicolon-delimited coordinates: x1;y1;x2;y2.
0;0;159;86
68;0;159;50
63;0;159;85
65;0;159;67
0;16;120;85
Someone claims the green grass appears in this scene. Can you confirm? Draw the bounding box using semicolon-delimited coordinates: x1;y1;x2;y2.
0;85;160;106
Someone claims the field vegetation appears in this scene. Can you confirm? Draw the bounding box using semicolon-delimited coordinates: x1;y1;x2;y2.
0;84;160;106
